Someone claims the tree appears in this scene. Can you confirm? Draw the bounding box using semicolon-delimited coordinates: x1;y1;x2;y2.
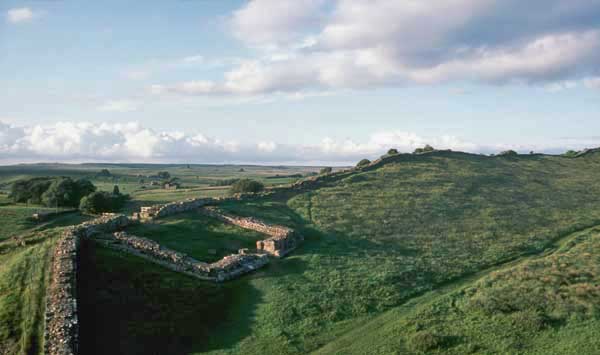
157;171;171;179
356;159;371;167
98;169;111;177
230;179;264;194
9;177;53;204
563;150;579;157
41;178;96;208
113;185;120;195
320;167;333;174
387;148;399;155
79;191;129;214
413;144;435;154
498;150;518;157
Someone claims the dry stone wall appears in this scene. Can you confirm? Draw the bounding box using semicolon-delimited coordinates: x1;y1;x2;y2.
201;207;303;257
44;230;79;355
44;213;133;355
135;197;222;220
108;232;269;282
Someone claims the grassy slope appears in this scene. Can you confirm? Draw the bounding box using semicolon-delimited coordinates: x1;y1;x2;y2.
126;211;266;262
0;232;57;355
315;225;600;354
198;152;600;354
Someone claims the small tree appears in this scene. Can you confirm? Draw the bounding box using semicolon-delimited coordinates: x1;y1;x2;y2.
320;167;333;174
387;148;399;155
230;179;264;194
356;159;371;168
113;185;120;195
157;171;171;179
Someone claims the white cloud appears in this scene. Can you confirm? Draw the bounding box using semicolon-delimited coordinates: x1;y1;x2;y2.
230;0;326;47
584;77;600;89
6;7;36;24
1;120;599;164
154;0;600;96
98;100;139;112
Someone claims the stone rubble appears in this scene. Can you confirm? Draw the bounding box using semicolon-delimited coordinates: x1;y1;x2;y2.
201;207;303;257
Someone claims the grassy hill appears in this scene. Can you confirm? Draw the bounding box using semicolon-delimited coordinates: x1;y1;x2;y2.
3;152;600;354
75;151;600;354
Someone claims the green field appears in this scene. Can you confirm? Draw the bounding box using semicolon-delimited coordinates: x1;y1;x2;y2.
127;211;267;262
2;154;600;354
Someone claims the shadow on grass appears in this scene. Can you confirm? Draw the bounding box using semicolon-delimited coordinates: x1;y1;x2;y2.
77;238;310;354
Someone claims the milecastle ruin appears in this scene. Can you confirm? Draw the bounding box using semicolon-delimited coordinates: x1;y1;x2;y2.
44;196;303;355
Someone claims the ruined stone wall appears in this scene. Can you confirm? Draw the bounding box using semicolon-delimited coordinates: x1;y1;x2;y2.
44;213;133;355
136;197;221;220
44;230;79;355
107;232;269;282
200;208;303;257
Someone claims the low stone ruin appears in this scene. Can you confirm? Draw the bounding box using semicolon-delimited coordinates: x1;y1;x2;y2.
107;232;269;282
69;213;132;238
44;230;79;355
201;207;303;257
134;197;220;220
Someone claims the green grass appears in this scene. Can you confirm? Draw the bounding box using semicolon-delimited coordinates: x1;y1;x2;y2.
6;154;600;354
126;211;266;262
315;226;600;354
0;232;57;354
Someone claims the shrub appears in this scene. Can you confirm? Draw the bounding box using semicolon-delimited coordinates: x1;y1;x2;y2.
387;148;399;155
320;167;333;174
413;145;435;154
230;179;264;194
79;191;129;214
356;159;371;168
498;150;518;157
409;331;445;352
113;185;120;195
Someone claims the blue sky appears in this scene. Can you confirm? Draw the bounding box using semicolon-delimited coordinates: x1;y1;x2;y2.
1;0;600;164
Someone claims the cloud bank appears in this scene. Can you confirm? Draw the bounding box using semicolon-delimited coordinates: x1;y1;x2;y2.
6;7;36;24
1;121;598;165
153;0;600;96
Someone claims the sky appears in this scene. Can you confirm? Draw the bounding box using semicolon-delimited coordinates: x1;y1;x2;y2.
1;0;600;165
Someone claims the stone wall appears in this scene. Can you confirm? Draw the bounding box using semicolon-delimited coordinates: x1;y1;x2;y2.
107;232;269;282
201;207;303;257
135;197;221;220
44;213;134;355
44;230;79;355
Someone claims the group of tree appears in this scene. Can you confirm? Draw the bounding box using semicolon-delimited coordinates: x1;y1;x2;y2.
413;144;435;154
230;179;264;194
10;176;129;213
319;167;333;175
9;177;95;207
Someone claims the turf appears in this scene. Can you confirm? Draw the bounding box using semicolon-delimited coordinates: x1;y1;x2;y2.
0;232;57;354
315;225;600;354
126;211;266;262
